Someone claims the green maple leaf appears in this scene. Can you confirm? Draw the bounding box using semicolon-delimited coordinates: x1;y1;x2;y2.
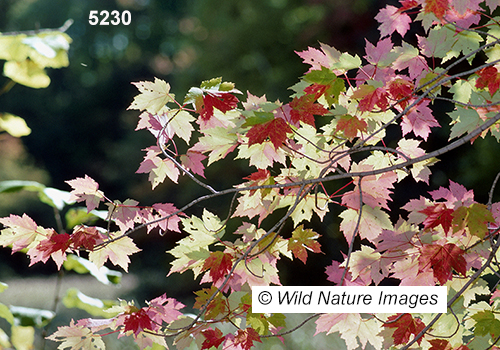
443;29;482;63
472;310;500;338
448;107;481;140
452;203;494;238
467;203;495;238
194;286;228;320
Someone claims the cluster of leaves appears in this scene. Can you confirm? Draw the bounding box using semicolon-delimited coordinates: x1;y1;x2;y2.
4;0;500;349
0;20;73;138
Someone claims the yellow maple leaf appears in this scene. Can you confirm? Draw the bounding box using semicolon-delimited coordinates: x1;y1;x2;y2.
128;77;176;114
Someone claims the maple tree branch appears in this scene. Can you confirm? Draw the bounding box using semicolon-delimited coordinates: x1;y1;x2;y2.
488;170;500;209
100;109;500;250
340;176;363;286
158;141;219;195
487;336;500;350
260;313;321;338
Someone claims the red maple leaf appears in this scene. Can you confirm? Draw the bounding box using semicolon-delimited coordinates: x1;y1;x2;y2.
428;339;453;350
335;115;368;139
304;83;329;98
201;328;225;350
29;231;71;269
122;308;154;336
419;203;455;234
243;169;270;182
476;66;500;97
418;242;467;285
289;94;329;126
399;0;419;11
388;78;414;109
227;328;262;350
203;251;233;283
180;150;207;178
246;117;292;149
384;313;426;345
424;0;449;20
352;85;389;112
71;225;102;251
200;92;239;121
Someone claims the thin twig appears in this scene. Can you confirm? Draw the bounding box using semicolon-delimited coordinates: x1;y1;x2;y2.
340;176;363;286
1;19;74;36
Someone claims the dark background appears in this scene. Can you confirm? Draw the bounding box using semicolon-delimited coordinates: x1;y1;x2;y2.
1;0;500;316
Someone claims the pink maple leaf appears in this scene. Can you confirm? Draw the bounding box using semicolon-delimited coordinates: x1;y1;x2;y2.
429;180;475;207
147;293;185;324
365;38;394;65
111;199;140;233
375;5;412;38
180;150;206;178
66;175;105;212
325;259;371;286
151;203;183;233
374;219;418;255
341;164;397;210
295;46;330;73
135;111;171;142
401;100;440;140
314;313;349;336
136;146;180;187
393;54;429;81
